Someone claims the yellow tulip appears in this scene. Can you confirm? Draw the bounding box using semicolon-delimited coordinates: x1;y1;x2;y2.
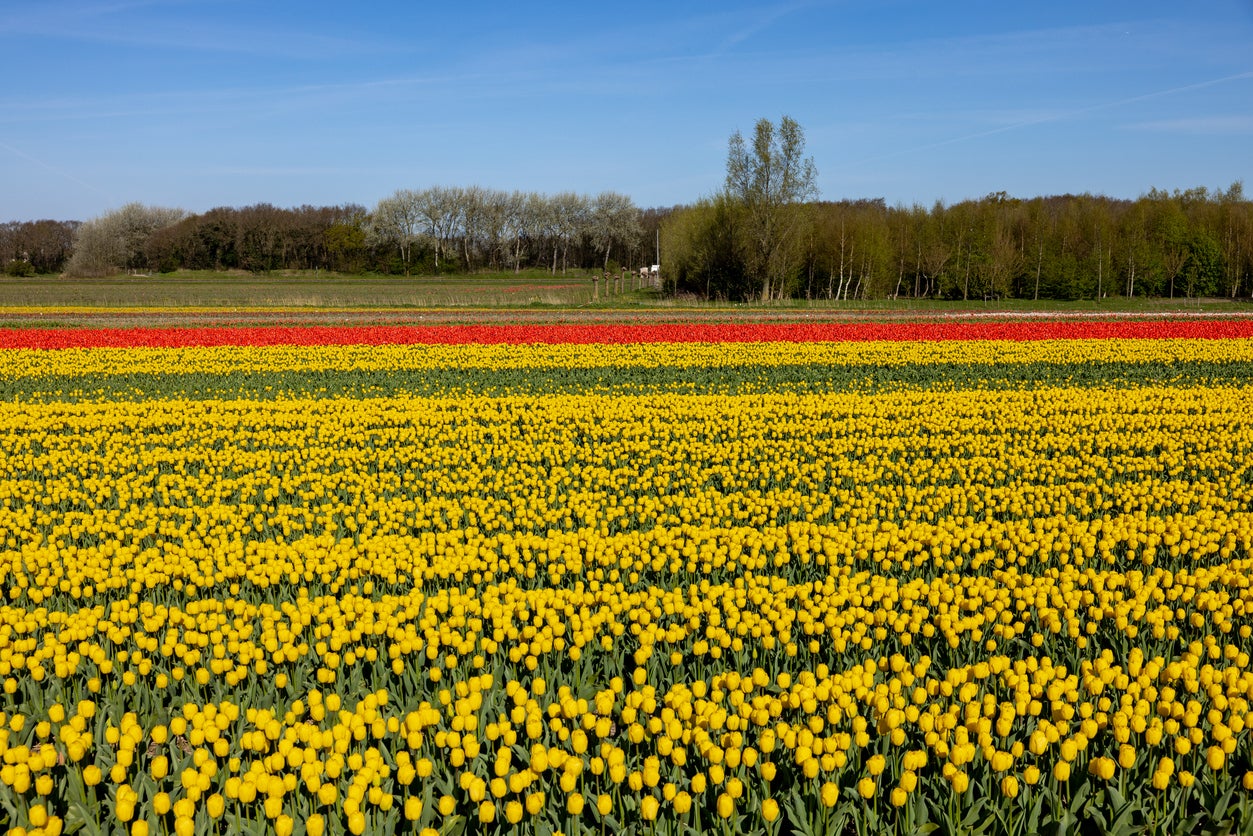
1207;747;1226;771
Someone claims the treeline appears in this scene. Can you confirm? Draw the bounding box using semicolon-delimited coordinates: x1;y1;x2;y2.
19;188;657;278
5;183;1252;302
664;183;1253;300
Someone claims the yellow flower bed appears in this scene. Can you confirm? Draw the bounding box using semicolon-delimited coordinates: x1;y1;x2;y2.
3;337;1252;380
0;344;1252;834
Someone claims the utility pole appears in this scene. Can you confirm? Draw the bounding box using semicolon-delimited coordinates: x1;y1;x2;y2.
655;228;660;288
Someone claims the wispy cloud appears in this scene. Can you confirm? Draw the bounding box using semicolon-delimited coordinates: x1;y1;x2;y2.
715;17;1246;89
0;67;497;126
0;139;113;200
714;2;815;54
841;70;1253;166
202;165;381;177
0;0;169;30
3;0;381;59
1127;115;1253;134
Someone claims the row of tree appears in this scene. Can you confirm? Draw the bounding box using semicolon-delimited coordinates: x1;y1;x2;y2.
38;188;651;278
8;185;1250;301
369;187;646;275
663;185;1253;301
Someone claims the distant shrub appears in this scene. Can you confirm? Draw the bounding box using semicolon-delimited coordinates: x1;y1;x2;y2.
4;259;36;277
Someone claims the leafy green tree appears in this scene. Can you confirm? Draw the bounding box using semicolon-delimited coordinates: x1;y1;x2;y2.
663;195;750;300
1116;199;1154;298
1184;232;1223;297
325;212;368;273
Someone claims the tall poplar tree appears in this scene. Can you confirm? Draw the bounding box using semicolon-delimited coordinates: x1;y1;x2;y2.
724;115;818;300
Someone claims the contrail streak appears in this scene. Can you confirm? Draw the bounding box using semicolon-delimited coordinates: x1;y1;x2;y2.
0;139;113;204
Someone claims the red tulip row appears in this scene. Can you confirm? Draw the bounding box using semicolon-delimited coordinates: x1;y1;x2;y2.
3;319;1253;350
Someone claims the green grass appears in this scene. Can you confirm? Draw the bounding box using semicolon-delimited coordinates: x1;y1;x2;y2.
0;268;1246;315
0;268;615;308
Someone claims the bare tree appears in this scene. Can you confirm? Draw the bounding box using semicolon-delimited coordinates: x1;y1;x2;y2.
589;191;641;272
552;192;590;274
478;189;513;270
527;193;559;274
414;186;462;271
503;192;541;272
459;185;490;270
369;190;425;275
65;202;185;276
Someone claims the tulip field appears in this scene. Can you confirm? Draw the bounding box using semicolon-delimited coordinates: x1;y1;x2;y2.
3;316;1253;836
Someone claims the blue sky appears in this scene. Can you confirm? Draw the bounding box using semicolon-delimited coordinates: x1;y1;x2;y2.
2;0;1251;221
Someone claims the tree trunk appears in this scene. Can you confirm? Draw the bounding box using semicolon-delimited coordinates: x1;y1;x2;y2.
914;243;922;298
1034;239;1042;301
1096;244;1102;301
963;249;971;302
838;221;846;299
